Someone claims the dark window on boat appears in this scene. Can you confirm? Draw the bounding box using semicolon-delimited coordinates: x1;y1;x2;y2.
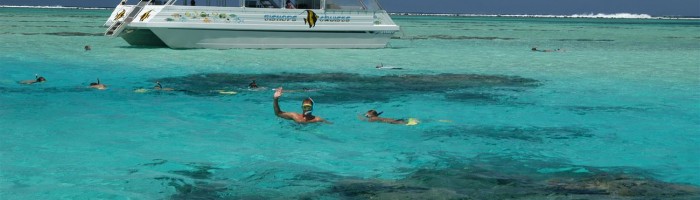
295;0;322;9
242;0;282;8
180;0;241;7
325;0;382;10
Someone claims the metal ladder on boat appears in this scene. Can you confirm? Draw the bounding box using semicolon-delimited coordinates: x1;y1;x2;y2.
105;0;153;37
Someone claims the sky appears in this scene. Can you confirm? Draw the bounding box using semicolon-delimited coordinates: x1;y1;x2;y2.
1;0;699;16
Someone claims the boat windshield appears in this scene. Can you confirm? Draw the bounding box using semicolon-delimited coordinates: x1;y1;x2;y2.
325;0;383;10
162;0;384;10
168;0;241;7
293;0;322;9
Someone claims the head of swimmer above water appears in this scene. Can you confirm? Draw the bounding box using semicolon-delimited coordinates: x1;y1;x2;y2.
35;75;46;82
90;78;101;86
154;81;162;89
301;97;315;119
365;110;383;118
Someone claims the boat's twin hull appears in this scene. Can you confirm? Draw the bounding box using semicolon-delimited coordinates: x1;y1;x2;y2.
147;28;394;49
121;29;168;47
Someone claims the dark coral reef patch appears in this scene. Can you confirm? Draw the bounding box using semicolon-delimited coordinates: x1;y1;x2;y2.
317;155;700;199
157;73;540;104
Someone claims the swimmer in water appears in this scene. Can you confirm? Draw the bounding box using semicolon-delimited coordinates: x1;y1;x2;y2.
531;47;562;52
360;110;410;124
376;63;403;70
249;80;258;89
273;87;330;124
271;87;318;93
89;78;107;90
84;45;91;51
20;74;46;84
153;81;174;91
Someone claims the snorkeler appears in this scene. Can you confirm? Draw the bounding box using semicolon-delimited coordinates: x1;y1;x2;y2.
89;78;107;90
249;80;258;89
273;87;330;124
134;81;173;93
376;63;403;70
271;87;318;93
531;47;562;52
153;81;174;91
20;74;46;84
360;110;415;125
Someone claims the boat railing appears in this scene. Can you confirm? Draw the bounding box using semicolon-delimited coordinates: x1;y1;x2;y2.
238;7;382;15
124;0;152;23
146;0;386;10
105;0;152;37
358;0;367;10
161;4;382;15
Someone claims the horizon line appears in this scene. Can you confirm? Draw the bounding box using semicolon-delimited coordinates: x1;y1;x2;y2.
1;5;698;19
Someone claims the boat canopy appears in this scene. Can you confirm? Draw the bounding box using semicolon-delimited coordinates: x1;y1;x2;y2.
156;0;384;10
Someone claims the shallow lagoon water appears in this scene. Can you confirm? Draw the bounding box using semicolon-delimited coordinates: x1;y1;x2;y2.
1;8;699;199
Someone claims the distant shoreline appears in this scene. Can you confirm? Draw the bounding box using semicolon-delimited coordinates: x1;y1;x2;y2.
0;5;111;10
1;5;697;20
389;13;700;20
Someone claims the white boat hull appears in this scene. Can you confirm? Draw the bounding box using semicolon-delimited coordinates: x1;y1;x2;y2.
149;28;394;49
104;3;400;49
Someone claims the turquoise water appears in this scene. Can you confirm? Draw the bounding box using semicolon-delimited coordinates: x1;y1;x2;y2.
1;7;700;199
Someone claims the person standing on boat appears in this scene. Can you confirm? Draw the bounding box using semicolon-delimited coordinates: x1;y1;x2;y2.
286;0;295;9
273;87;330;124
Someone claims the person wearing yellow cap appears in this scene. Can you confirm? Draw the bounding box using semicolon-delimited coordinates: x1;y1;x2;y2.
273;87;330;124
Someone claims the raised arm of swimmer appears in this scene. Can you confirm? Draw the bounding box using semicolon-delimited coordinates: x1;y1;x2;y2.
273;87;295;120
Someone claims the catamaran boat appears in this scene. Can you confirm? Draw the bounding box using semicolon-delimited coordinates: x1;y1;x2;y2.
103;0;400;49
